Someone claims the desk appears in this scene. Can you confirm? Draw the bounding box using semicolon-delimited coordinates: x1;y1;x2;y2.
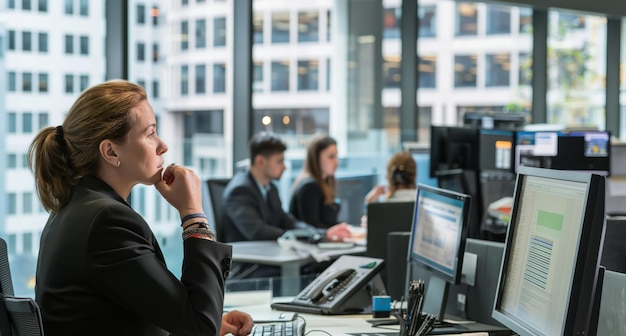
230;241;366;295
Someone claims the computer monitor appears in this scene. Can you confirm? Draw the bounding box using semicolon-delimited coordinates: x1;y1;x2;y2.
335;174;378;225
479;129;515;172
429;126;480;178
436;169;482;240
492;167;606;336
406;184;471;321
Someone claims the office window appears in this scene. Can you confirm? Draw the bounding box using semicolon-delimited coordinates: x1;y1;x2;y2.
23;192;33;214
152;43;159;62
22;31;32;51
137;4;145;24
519;52;532;86
383;56;400;89
38;0;47;12
64;0;72;14
419;5;437;38
213;63;226;93
8;112;17;133
181;65;189;96
22;72;32;92
23;233;32;254
7;154;17;169
65;74;74;93
22;112;33;133
64;34;73;54
195;64;206;94
152;6;159;26
79;35;89;55
454;55;477;87
298;11;319;43
297;60;319;91
137;80;145;88
253;12;264;44
271;61;289;91
181;21;189;51
182;0;188;5
22;0;31;10
326;58;330;91
456;3;477;36
326;10;331;41
8;72;17;92
38;32;48;52
79;74;89;92
22;154;28;169
38;112;49;128
418;55;437;88
152;80;159;99
486;53;510;86
383;7;400;39
79;0;88;16
559;13;586;30
8;193;17;215
519;7;533;33
137;42;145;61
487;5;511;35
195;19;206;49
213;17;226;47
253;62;263;92
38;73;48;92
8;30;16;51
271;12;290;43
8;0;15;9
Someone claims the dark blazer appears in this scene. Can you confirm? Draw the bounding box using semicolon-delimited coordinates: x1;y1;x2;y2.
289;177;340;229
220;171;305;243
35;176;232;336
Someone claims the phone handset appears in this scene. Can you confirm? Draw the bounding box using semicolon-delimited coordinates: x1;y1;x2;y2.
307;268;356;303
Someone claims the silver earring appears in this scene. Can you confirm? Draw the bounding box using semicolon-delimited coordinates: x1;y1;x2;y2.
116;161;120;167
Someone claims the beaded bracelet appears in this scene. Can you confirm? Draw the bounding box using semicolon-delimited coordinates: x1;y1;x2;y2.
181;213;207;226
182;221;210;231
182;227;215;241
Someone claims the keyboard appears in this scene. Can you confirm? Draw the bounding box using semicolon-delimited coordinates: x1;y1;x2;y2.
250;319;305;336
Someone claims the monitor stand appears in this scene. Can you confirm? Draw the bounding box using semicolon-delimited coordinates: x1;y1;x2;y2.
422;275;449;321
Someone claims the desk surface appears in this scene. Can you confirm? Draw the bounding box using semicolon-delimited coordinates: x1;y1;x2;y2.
230;240;366;265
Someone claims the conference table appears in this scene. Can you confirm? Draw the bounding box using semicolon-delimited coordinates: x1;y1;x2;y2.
229;240;366;295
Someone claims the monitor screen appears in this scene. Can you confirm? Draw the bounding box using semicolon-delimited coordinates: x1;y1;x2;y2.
408;184;471;285
429;126;479;177
492;167;605;336
479;129;515;172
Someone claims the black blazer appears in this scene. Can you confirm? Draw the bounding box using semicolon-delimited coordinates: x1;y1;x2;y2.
220;171;305;243
35;176;232;336
289;177;340;229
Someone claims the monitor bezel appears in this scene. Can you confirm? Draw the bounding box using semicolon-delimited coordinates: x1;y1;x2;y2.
407;183;471;285
492;166;605;336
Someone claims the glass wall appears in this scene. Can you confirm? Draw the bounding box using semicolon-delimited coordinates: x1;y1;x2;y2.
621;19;626;139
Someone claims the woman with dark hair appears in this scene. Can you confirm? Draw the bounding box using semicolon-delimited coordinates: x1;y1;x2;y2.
289;134;351;232
29;80;252;336
364;151;417;204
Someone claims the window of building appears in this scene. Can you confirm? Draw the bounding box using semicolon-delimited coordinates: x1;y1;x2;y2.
253;62;263;92
80;74;89;92
22;154;28;169
64;0;72;15
8;112;17;133
152;80;159;99
8;193;17;215
137;42;145;61
181;21;189;51
519;52;532;86
298;11;319;42
65;34;73;54
486;5;511;35
454;55;477;87
8;30;16;51
195;64;206;94
8;0;15;9
383;56;400;89
455;2;477;36
38;32;48;53
326;58;330;90
137;4;145;24
137;80;145;88
326;10;331;42
79;0;88;16
38;73;48;92
22;31;32;51
271;61;289;91
7;154;17;169
195;19;206;49
519;7;532;33
38;0;46;12
22;0;31;10
181;65;189;95
418;55;436;88
383;7;400;39
486;53;510;86
22;72;32;92
213;17;226;47
65;74;74;93
79;35;89;55
23;192;33;214
8;72;17;92
152;6;159;26
271;12;290;43
253;12;264;44
38;112;48;128
23;232;33;254
213;63;226;93
419;5;437;38
297;60;319;91
152;43;159;62
22;112;33;133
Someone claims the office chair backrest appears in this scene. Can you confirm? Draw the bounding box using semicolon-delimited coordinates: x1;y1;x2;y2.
0;238;15;297
601;216;626;273
206;178;231;239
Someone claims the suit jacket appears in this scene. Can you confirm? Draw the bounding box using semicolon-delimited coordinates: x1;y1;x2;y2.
289;177;340;229
35;176;232;336
220;171;303;243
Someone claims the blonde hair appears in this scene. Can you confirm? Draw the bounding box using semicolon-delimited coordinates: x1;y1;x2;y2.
295;134;338;205
28;80;147;212
386;151;417;197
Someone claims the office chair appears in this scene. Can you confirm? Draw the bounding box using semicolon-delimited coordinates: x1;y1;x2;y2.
0;238;45;335
206;178;231;240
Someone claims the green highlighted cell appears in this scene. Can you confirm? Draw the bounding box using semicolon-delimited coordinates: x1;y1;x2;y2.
537;210;563;231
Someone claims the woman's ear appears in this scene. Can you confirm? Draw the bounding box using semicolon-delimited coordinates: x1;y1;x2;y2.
99;140;119;167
